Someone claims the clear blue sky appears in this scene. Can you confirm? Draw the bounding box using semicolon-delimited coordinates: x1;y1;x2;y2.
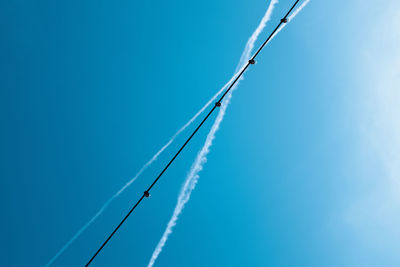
1;0;400;266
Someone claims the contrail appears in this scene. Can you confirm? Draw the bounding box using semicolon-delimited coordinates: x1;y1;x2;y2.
147;90;235;267
271;0;310;40
238;0;279;72
147;1;279;266
45;72;242;267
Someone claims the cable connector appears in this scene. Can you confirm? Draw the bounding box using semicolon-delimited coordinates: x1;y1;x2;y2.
144;191;150;198
281;18;287;23
215;102;221;107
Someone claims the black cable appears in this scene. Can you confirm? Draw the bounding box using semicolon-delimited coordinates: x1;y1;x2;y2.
85;1;300;265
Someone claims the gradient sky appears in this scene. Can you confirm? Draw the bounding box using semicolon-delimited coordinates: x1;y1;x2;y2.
1;0;400;266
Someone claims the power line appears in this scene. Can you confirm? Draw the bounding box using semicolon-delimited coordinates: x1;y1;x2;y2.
85;1;300;265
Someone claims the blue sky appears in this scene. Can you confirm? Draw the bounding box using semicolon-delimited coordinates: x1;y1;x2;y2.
1;0;400;266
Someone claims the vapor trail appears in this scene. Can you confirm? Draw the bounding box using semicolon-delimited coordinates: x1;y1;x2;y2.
147;1;279;266
45;72;242;267
271;0;310;40
47;0;310;265
238;0;279;72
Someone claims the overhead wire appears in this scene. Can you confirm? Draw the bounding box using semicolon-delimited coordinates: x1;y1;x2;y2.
85;0;301;265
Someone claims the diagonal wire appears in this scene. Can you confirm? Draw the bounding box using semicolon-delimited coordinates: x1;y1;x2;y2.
85;0;300;265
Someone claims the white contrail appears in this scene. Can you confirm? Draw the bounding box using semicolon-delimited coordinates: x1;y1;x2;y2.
147;89;235;267
147;1;280;266
48;0;310;265
271;0;310;40
45;72;242;267
238;0;279;72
